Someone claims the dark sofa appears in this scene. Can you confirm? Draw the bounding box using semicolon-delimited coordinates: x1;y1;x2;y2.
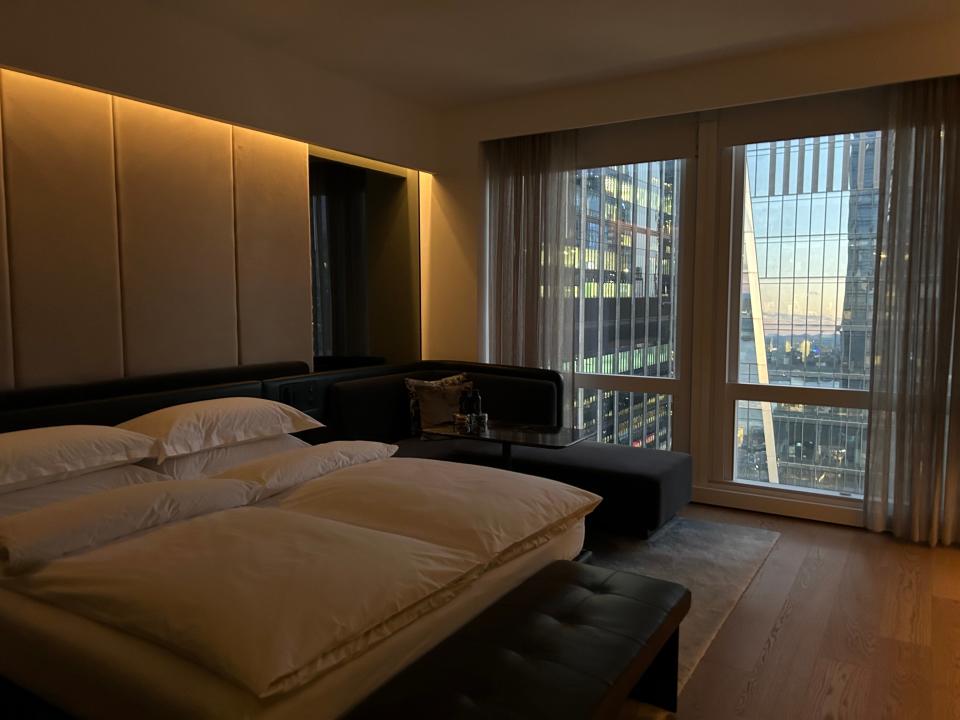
264;361;692;536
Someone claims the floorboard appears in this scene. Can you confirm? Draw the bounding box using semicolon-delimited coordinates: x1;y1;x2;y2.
932;597;960;720
677;504;960;720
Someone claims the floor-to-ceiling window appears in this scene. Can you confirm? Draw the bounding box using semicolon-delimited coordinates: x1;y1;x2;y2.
732;133;879;498
691;95;889;523
486;90;890;523
567;159;691;451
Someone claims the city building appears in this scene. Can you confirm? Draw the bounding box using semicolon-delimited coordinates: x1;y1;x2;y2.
735;132;880;495
570;162;680;449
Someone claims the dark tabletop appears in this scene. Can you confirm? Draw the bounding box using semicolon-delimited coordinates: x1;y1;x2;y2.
421;422;584;450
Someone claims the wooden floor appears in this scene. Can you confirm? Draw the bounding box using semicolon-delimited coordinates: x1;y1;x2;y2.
676;504;960;720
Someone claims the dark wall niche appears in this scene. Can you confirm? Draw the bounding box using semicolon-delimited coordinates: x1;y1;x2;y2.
309;157;421;366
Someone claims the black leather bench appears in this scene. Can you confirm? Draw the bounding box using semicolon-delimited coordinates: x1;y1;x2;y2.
346;560;691;720
395;438;692;537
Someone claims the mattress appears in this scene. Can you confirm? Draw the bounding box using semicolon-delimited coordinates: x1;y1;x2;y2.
0;519;584;719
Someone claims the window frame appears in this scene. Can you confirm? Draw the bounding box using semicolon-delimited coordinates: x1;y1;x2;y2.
722;142;874;488
481;88;893;525
690;116;884;526
573;156;697;454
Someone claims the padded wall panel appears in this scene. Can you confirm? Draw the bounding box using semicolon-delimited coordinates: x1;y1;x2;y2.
0;73;12;389
233;128;312;365
0;71;123;388
115;99;238;376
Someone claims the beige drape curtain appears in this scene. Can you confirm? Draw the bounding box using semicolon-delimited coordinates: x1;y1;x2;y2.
866;76;960;546
485;131;577;420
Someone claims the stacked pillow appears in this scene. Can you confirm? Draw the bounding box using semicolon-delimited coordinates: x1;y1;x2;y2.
0;465;168;518
119;397;323;479
0;425;157;496
0;398;325;502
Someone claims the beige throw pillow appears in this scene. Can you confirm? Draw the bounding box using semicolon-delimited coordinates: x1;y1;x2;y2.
404;374;472;431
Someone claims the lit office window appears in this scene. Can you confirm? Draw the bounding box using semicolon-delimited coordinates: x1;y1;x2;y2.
568;159;685;450
576;389;673;450
570;160;682;379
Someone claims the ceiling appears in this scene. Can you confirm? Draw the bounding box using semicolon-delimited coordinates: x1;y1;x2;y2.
161;0;958;108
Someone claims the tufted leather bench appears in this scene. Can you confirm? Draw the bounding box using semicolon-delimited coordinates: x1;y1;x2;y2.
346;560;691;719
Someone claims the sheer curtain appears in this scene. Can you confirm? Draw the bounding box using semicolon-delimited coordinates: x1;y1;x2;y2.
484;131;577;419
866;76;960;546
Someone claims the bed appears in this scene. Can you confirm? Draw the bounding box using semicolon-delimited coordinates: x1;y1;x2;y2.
0;367;597;719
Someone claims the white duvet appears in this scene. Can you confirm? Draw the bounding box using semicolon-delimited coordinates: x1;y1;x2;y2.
0;447;600;699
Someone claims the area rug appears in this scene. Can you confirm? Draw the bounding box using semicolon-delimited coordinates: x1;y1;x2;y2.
587;517;779;691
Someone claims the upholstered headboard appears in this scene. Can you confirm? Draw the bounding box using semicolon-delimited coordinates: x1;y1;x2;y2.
0;69;313;391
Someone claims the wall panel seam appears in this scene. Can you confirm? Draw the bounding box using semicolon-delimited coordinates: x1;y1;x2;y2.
110;96;128;376
0;70;17;387
231;126;242;365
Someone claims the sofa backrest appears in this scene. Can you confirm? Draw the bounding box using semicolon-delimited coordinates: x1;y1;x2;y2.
328;368;561;442
329;372;413;442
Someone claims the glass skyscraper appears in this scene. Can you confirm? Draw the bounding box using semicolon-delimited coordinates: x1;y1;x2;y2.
735;132;880;495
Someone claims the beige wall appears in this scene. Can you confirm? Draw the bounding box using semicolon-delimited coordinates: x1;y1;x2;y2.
234;129;314;367
366;169;422;364
0;71;124;388
420;134;484;362
3;7;959;369
0;92;9;388
0;1;439;172
0;70;311;390
422;17;960;362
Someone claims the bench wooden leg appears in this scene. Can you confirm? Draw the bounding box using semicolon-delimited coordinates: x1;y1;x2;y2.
629;628;679;712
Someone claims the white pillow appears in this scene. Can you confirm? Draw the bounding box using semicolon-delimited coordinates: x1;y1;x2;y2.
217;441;398;495
0;476;256;574
0;464;170;518
118;397;323;462
146;434;310;480
0;425;158;495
